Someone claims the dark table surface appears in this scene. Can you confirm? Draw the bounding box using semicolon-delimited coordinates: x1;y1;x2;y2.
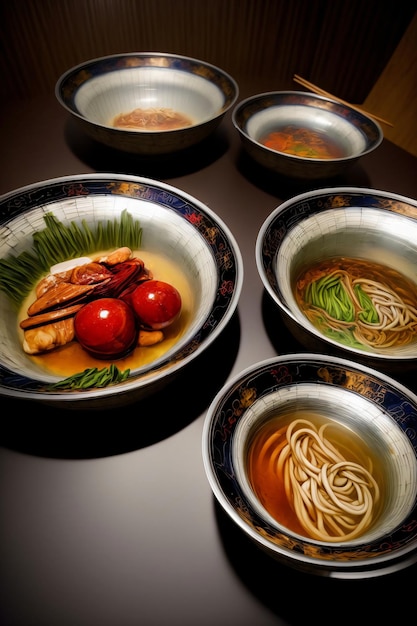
1;88;417;626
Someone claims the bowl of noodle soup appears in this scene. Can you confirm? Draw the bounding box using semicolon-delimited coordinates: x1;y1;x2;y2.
202;353;417;577
256;187;417;373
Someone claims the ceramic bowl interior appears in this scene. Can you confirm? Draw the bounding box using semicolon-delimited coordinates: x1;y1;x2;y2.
256;187;417;367
232;91;383;179
202;353;417;578
0;174;243;408
56;52;239;154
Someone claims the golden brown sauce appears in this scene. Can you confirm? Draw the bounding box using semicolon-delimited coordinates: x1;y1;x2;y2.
259;125;345;159
18;250;195;377
247;411;385;540
112;107;193;130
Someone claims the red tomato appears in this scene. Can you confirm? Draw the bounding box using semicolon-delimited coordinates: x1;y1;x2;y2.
131;280;182;330
74;297;137;359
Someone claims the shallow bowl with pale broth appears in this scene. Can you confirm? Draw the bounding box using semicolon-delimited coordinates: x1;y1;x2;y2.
202;354;417;577
56;52;239;155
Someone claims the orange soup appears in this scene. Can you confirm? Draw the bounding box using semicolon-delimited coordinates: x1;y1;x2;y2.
259;125;345;159
247;411;385;542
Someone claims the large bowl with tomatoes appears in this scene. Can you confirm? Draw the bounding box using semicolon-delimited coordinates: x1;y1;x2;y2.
0;173;243;409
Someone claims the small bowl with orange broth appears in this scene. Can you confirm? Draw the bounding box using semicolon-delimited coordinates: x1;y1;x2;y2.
0;173;243;409
232;91;382;180
55;52;239;155
256;187;417;375
202;353;417;578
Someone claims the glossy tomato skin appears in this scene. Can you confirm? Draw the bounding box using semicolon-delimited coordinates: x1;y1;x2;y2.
131;280;182;330
74;297;138;359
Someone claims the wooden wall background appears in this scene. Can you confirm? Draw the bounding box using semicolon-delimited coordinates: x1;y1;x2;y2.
364;11;417;157
0;1;415;152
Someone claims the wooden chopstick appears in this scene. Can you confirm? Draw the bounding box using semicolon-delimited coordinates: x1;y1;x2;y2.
293;74;393;127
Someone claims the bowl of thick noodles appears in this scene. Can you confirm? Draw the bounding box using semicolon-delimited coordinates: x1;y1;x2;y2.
202;353;417;577
0;173;243;409
55;52;239;155
256;187;417;373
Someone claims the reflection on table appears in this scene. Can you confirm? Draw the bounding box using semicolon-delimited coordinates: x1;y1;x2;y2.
1;91;417;626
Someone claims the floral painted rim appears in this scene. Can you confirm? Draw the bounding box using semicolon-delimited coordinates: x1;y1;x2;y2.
0;174;243;400
202;353;417;574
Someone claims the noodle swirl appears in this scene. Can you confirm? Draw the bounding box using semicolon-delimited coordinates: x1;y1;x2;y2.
296;259;417;351
259;418;379;542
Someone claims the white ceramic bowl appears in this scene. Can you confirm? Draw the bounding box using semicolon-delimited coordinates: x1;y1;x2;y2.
56;52;239;154
202;353;417;578
233;91;383;179
256;187;417;372
0;173;243;409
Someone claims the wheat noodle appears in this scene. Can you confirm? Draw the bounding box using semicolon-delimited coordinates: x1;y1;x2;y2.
260;418;379;542
296;259;417;351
